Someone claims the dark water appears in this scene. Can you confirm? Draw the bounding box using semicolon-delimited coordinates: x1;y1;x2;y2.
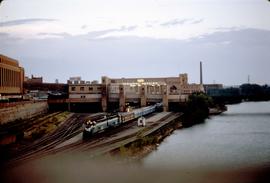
144;102;270;170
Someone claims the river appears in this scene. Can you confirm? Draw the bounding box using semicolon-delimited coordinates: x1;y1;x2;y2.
143;101;270;171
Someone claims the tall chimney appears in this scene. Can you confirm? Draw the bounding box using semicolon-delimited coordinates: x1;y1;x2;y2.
200;61;203;85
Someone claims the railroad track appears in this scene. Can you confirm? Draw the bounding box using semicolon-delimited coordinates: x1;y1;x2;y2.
76;112;176;153
45;112;168;155
5;113;105;165
0;112;63;137
20;118;140;157
61;120;138;153
5;112;178;166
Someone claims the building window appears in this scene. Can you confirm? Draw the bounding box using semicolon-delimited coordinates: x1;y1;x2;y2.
80;87;84;91
97;87;101;90
7;69;9;87
89;87;93;91
81;95;86;98
71;87;76;91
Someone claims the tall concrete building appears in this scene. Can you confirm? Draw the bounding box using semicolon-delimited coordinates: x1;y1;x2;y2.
0;54;24;99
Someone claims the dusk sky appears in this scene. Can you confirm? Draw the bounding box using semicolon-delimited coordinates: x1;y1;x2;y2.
1;0;270;85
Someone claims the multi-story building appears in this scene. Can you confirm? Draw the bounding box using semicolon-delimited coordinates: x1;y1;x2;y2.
101;74;204;111
24;75;43;84
68;78;102;102
102;73;204;96
55;73;205;112
65;77;106;112
0;54;24;100
51;62;206;112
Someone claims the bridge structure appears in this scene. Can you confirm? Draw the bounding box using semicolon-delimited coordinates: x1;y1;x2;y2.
48;74;204;112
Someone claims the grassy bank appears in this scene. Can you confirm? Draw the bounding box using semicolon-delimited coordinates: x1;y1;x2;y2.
111;119;182;161
23;111;71;140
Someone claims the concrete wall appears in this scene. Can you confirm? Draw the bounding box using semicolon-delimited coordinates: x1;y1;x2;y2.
0;101;48;125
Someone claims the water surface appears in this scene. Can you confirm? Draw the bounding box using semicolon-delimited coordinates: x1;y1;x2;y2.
144;102;270;170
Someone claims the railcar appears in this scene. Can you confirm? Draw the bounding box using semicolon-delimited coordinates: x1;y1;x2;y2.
82;103;162;139
119;112;135;123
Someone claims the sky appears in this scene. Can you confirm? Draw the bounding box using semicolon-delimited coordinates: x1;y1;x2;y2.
0;0;270;85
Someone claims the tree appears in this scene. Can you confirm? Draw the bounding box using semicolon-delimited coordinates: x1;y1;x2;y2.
183;93;213;125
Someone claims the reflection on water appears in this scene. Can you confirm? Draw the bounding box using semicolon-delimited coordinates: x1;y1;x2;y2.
144;102;270;170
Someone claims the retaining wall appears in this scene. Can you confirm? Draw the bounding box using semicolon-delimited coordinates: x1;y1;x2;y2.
0;101;48;125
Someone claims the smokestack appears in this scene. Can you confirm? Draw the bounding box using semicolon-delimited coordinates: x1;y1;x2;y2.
200;61;203;85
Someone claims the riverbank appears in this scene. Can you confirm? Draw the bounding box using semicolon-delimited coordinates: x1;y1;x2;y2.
109;114;183;161
110;107;227;161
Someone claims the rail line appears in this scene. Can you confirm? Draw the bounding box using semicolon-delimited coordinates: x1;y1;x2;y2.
44;113;172;155
5;112;178;167
0;112;63;137
5;113;105;165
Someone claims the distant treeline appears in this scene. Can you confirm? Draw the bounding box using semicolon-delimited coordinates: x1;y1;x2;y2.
207;84;270;104
182;84;270;126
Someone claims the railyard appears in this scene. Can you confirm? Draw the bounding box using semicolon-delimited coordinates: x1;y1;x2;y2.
2;111;182;167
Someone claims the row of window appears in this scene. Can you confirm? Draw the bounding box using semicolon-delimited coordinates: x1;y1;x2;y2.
70;86;102;92
0;67;21;88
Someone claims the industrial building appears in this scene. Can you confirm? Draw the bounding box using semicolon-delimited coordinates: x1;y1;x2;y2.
24;75;43;84
56;73;204;112
48;62;205;112
0;54;24;100
24;74;68;100
101;74;204;96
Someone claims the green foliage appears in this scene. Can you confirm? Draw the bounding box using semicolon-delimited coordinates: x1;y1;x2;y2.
184;93;212;125
240;84;270;101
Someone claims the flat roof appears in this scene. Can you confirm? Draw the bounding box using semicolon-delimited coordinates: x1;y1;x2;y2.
0;54;19;67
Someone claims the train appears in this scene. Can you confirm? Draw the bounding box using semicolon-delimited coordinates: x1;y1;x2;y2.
82;103;162;139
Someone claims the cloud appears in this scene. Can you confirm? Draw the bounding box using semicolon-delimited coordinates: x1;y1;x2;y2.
1;28;270;85
85;29;121;39
190;19;204;24
81;25;88;29
160;19;189;27
192;28;270;46
0;18;57;27
119;26;137;31
0;22;137;39
213;26;243;32
160;18;203;27
83;26;138;39
0;32;9;37
0;32;22;41
37;32;71;38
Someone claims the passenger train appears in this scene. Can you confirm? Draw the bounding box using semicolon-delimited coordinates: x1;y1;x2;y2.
82;103;162;139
